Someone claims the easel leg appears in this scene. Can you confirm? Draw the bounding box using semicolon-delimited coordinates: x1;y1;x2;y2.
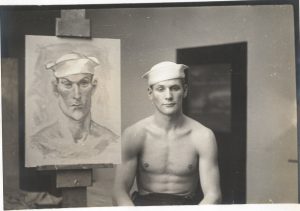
56;169;92;208
61;187;87;208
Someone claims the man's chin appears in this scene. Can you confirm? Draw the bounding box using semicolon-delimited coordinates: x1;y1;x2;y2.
159;108;180;116
68;112;86;121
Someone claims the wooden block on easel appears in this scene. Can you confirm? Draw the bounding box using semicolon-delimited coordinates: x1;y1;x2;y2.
56;169;92;188
56;9;91;38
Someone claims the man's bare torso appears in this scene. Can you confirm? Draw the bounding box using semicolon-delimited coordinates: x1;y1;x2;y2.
133;115;210;196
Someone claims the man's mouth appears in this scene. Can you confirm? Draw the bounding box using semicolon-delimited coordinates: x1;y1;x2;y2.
72;103;83;108
163;103;176;107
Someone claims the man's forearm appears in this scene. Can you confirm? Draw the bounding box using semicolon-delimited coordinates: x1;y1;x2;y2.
113;190;135;206
199;192;222;204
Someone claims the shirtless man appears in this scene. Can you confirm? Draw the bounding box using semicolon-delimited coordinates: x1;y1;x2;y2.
113;61;221;206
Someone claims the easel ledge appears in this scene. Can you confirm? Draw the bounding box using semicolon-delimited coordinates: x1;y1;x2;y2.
36;163;114;171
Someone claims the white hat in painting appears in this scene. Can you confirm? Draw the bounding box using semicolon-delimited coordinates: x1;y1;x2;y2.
46;52;100;78
142;61;188;85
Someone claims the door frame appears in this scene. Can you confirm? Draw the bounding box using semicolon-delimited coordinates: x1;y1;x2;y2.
177;42;247;203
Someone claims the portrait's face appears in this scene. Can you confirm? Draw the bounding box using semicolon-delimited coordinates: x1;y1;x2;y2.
54;73;96;121
148;78;187;116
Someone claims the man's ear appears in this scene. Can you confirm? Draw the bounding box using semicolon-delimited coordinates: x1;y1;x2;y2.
51;79;59;97
147;87;153;100
92;79;97;95
183;84;188;98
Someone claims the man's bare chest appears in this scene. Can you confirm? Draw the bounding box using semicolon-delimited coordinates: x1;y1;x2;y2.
139;135;198;176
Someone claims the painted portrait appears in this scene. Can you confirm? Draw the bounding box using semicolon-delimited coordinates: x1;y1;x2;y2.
25;35;121;167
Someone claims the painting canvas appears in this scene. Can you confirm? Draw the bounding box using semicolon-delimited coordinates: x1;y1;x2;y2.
25;35;121;167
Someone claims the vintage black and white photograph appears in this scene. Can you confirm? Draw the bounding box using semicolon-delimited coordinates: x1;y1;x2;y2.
1;0;299;210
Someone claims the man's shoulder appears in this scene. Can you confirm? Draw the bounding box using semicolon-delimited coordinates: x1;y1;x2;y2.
184;117;217;155
29;122;62;154
184;116;216;144
122;116;152;143
31;121;61;141
125;116;152;133
185;116;212;132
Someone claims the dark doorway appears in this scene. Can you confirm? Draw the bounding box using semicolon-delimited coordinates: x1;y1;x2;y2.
177;42;247;204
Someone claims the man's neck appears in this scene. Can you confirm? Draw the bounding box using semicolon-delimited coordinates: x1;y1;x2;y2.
153;110;185;132
58;112;91;143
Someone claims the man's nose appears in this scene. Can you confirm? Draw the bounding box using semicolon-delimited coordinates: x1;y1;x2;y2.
165;89;173;100
73;84;81;99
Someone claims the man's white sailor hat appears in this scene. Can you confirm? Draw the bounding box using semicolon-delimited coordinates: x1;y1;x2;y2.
45;52;100;78
142;61;188;85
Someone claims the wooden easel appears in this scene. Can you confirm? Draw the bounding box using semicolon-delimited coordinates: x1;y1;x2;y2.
56;9;91;38
37;164;112;207
37;10;113;208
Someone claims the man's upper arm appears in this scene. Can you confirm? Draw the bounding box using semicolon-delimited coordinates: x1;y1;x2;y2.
198;129;221;204
114;126;140;194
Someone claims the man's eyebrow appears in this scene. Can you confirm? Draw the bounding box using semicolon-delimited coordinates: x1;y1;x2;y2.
156;84;180;88
59;77;92;83
60;78;72;83
78;77;92;83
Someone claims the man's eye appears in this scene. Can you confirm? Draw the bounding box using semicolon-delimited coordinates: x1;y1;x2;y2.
171;86;180;91
79;81;90;87
156;87;164;91
61;82;72;88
